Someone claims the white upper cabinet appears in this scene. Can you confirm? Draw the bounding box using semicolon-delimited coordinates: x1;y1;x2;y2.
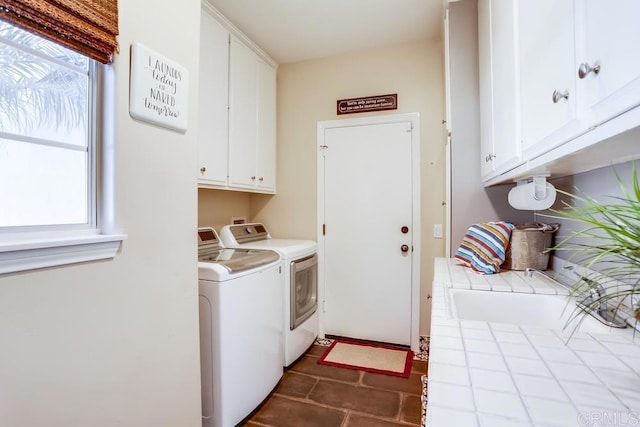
579;0;640;126
197;10;229;187
228;35;258;189
478;0;521;181
478;0;494;179
255;60;277;192
228;35;277;193
481;0;640;185
519;0;580;159
198;7;277;194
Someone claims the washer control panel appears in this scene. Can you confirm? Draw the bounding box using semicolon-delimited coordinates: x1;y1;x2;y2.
224;223;270;244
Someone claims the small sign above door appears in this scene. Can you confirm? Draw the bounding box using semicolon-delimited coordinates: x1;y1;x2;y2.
336;94;398;115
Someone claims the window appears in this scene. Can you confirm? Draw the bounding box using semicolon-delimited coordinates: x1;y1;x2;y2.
0;20;94;228
0;21;124;274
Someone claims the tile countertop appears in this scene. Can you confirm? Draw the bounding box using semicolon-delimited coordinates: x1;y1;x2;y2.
427;258;640;427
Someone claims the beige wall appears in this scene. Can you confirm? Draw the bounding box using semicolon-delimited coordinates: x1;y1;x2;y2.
197;40;445;335
198;188;252;230
0;1;202;425
254;39;445;336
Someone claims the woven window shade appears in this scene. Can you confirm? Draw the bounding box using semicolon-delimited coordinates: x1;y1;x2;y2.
0;0;118;64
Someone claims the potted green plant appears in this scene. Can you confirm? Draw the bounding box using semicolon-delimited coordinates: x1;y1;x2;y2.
543;163;640;330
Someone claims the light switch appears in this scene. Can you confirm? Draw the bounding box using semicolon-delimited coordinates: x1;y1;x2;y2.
434;223;443;239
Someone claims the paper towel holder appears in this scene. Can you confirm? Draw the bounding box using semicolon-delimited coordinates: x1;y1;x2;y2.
508;174;557;210
514;174;551;201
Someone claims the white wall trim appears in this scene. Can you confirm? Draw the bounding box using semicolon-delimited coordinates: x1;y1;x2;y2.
0;233;126;275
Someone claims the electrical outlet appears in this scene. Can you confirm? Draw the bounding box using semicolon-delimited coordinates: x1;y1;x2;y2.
433;223;443;239
231;216;246;224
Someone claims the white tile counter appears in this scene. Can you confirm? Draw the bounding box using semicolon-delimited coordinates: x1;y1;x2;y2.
427;258;640;427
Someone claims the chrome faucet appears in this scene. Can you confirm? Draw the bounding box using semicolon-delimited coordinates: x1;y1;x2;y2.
524;267;540;278
578;276;627;328
582;280;608;313
523;268;627;328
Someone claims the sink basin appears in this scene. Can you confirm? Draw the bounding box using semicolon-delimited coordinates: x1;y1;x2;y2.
448;288;622;334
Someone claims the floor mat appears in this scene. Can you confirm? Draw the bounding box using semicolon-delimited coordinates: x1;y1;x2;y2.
317;339;413;378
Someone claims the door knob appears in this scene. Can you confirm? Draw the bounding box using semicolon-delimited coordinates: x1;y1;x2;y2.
401;226;409;234
401;244;409;253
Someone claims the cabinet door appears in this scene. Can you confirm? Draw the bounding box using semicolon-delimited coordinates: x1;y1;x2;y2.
478;0;521;181
580;0;640;126
255;60;276;193
228;35;258;189
490;0;520;176
478;0;495;179
519;0;581;158
197;11;229;186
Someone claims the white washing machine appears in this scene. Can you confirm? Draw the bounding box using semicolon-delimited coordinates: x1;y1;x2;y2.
197;227;283;427
219;223;318;367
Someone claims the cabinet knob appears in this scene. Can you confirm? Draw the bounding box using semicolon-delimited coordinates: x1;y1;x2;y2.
552;89;570;104
578;62;600;79
200;167;206;173
251;176;256;180
259;177;264;182
401;244;410;253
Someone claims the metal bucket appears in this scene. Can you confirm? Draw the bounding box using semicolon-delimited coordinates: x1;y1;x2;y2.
504;222;559;271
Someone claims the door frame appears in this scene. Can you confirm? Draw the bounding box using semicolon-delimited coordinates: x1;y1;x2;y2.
316;112;421;352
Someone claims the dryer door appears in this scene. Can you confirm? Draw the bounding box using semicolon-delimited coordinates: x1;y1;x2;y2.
290;253;318;330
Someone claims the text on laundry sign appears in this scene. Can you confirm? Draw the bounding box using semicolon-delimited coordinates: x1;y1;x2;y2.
336;94;398;115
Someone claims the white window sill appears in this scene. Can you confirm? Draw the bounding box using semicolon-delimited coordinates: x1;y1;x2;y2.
0;233;127;275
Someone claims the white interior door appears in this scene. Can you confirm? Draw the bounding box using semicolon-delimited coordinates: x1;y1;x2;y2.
319;116;417;347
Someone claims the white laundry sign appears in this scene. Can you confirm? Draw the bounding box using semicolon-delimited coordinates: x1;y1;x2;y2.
129;42;189;133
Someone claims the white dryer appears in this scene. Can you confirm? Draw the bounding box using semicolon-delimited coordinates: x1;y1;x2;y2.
219;223;318;367
197;227;283;427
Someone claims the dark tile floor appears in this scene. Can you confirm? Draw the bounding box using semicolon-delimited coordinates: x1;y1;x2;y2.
241;344;428;427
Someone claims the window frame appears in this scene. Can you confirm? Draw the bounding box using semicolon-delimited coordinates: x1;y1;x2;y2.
0;27;126;275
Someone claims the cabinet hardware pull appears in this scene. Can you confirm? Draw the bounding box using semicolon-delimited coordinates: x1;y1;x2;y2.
200;167;206;173
578;62;600;79
259;177;264;181
251;176;256;180
552;89;570;104
485;153;496;162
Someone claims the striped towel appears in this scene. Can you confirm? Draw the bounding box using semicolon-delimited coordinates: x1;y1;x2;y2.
454;222;515;274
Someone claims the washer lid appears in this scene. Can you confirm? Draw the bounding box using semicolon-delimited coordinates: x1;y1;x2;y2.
198;248;280;273
198;226;280;274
